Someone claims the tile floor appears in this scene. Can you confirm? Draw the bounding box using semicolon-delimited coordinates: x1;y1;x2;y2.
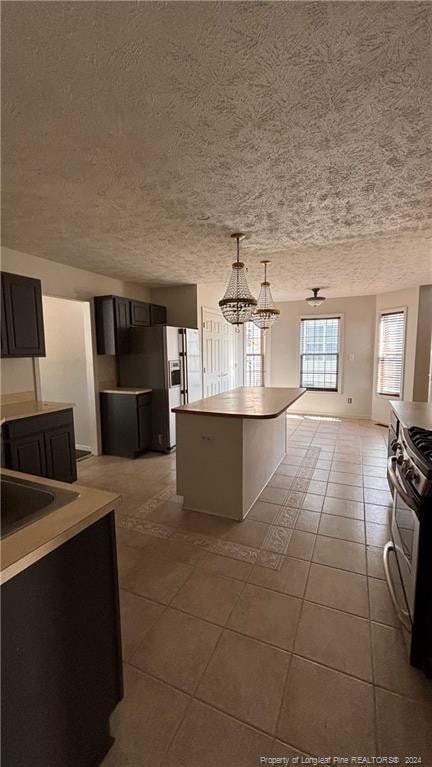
76;415;432;766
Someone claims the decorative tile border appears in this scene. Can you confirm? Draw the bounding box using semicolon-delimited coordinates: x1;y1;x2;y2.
117;438;323;572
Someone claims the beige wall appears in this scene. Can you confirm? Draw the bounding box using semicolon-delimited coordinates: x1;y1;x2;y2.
150;285;198;328
1;246;151;397
413;285;432;402
39;297;98;452
371;287;420;425
270;294;376;419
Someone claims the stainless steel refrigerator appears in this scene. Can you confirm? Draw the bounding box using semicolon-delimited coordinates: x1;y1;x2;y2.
118;325;202;451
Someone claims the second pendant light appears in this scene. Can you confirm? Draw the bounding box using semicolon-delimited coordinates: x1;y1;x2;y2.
252;260;280;331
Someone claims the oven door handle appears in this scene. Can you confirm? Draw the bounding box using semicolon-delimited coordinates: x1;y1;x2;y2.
383;541;411;632
387;457;418;512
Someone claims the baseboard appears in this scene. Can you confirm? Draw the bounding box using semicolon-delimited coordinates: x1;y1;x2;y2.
76;443;92;453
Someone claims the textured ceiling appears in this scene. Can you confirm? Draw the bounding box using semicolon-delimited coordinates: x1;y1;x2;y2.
2;1;432;299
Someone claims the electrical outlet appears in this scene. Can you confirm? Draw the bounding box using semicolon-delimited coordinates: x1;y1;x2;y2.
347;397;352;404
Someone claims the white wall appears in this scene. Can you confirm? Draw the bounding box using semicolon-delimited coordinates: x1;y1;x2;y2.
270;294;376;418
1;246;151;397
413;285;432;402
371;286;420;425
39;297;98;453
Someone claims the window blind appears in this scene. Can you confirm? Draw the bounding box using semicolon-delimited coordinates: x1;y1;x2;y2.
300;317;340;391
376;310;405;397
245;322;264;386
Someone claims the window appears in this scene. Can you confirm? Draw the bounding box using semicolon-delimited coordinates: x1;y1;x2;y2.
245;322;264;386
376;310;406;397
300;317;341;391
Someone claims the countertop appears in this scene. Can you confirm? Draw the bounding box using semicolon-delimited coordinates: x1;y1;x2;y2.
1;469;120;584
100;387;152;395
1;399;75;426
390;400;432;430
172;386;306;419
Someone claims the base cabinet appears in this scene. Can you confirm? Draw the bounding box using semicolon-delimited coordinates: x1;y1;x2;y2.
101;392;151;458
2;409;77;482
1;513;123;767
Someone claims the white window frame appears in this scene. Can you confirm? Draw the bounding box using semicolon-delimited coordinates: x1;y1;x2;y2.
297;313;344;394
375;306;407;400
244;322;265;387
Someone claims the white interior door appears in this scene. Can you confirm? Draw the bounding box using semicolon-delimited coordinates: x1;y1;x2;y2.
202;308;237;396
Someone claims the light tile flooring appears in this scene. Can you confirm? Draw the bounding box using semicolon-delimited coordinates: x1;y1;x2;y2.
76;415;432;766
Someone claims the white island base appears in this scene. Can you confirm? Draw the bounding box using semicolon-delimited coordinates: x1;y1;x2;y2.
174;387;305;521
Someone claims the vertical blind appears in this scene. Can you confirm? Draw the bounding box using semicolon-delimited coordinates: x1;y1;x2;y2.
245;322;264;386
376;310;405;397
300;317;340;391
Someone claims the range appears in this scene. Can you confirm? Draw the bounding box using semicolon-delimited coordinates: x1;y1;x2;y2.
387;423;432;676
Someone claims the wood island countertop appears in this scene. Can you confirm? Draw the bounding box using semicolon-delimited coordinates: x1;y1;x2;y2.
1;469;120;584
390;400;432;430
173;386;306;419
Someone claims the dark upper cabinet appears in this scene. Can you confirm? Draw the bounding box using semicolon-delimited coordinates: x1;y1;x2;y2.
130;300;150;327
150;304;167;325
2;409;77;483
94;296;131;355
1;272;46;357
95;295;167;354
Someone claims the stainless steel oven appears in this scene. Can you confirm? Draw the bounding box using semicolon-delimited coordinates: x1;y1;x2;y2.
385;424;432;676
385;455;420;630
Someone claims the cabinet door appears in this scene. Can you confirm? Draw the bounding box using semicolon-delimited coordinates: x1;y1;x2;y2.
150;304;167;326
130;301;150;327
2;272;45;357
44;425;77;483
9;434;47;477
114;298;131;354
1;281;8;356
138;405;151;450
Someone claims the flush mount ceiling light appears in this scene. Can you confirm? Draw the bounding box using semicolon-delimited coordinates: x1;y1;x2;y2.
252;260;280;331
306;287;326;307
219;233;257;327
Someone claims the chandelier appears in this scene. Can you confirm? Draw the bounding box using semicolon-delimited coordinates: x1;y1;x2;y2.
306;287;326;307
252;260;280;331
219;233;257;326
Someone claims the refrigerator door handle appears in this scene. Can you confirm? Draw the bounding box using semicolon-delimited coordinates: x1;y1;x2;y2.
183;329;189;404
179;329;188;405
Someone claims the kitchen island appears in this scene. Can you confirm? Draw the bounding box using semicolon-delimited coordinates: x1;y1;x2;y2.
173;386;305;520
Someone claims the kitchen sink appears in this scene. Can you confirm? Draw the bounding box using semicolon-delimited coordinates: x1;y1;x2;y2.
1;475;79;538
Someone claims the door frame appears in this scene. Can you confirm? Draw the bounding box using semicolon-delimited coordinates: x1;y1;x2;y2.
35;296;100;455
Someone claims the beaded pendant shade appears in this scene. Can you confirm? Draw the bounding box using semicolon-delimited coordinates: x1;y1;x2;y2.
219;233;257;326
252;260;280;331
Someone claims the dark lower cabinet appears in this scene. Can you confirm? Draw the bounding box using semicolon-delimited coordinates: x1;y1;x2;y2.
101;392;151;458
1;271;46;357
9;432;47;477
1;512;123;767
2;409;77;482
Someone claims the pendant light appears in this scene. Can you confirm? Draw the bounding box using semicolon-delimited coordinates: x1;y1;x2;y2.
252;260;280;331
219;233;257;326
306;287;326;307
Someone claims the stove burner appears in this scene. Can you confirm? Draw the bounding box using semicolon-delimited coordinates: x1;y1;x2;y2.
408;427;432;462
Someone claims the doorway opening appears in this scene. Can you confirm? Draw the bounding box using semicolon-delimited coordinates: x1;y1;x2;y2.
38;296;98;457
